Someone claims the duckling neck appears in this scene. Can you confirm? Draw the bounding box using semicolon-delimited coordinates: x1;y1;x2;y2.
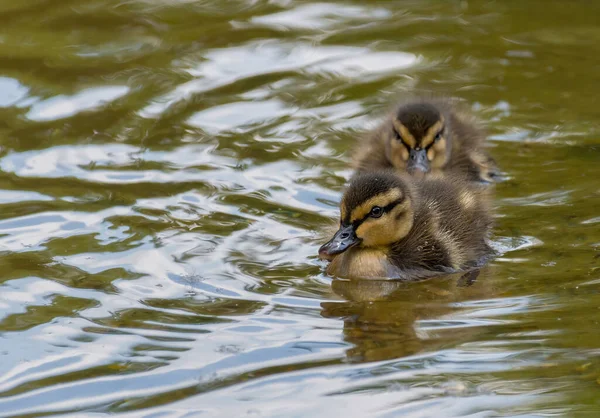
327;247;393;280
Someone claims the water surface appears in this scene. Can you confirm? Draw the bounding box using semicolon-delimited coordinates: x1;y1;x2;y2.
0;1;599;417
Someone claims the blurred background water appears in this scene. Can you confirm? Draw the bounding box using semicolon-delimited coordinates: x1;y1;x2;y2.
0;1;599;417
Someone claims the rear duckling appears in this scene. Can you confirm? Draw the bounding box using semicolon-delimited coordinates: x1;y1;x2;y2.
318;170;494;280
352;99;499;183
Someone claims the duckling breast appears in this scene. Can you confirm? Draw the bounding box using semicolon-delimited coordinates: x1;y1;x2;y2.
326;248;392;280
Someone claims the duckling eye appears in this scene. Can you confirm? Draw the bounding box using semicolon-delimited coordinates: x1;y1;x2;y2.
370;206;383;218
434;131;443;142
393;130;403;142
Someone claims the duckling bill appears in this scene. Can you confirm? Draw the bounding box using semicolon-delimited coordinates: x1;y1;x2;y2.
319;170;494;280
353;99;499;183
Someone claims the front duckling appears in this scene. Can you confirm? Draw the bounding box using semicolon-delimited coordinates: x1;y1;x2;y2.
318;170;494;280
352;99;499;183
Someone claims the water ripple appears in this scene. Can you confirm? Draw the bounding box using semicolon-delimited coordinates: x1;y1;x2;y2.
0;1;598;417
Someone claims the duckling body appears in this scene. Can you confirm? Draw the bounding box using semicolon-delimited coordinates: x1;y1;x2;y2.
319;170;494;280
352;98;499;183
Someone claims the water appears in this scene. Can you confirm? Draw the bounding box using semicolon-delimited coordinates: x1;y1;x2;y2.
0;1;599;416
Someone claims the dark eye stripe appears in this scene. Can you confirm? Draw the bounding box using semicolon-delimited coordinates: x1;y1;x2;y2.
352;198;404;229
421;126;445;150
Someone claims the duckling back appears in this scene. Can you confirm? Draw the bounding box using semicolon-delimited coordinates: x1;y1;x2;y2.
393;173;494;272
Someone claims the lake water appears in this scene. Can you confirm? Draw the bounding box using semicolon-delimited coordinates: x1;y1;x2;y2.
0;1;599;417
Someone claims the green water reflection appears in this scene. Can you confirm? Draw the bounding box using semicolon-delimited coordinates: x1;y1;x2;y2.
0;0;598;417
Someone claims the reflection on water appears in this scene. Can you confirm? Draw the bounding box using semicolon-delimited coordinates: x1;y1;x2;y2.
0;0;599;417
323;270;497;362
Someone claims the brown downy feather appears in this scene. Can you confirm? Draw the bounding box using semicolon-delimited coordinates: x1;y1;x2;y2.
387;173;494;272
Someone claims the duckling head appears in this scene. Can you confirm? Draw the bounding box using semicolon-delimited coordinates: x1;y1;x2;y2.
386;102;450;175
319;171;414;259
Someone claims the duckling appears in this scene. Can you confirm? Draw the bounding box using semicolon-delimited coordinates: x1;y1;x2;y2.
318;170;494;280
352;98;499;183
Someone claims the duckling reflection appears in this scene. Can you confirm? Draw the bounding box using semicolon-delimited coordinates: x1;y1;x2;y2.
321;268;495;363
319;170;494;280
352;98;499;183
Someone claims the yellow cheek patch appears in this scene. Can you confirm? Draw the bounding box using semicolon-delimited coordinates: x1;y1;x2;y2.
427;148;435;161
357;220;398;247
355;221;372;241
357;202;413;247
392;120;416;148
400;147;409;161
350;188;403;223
389;139;409;167
430;138;448;168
